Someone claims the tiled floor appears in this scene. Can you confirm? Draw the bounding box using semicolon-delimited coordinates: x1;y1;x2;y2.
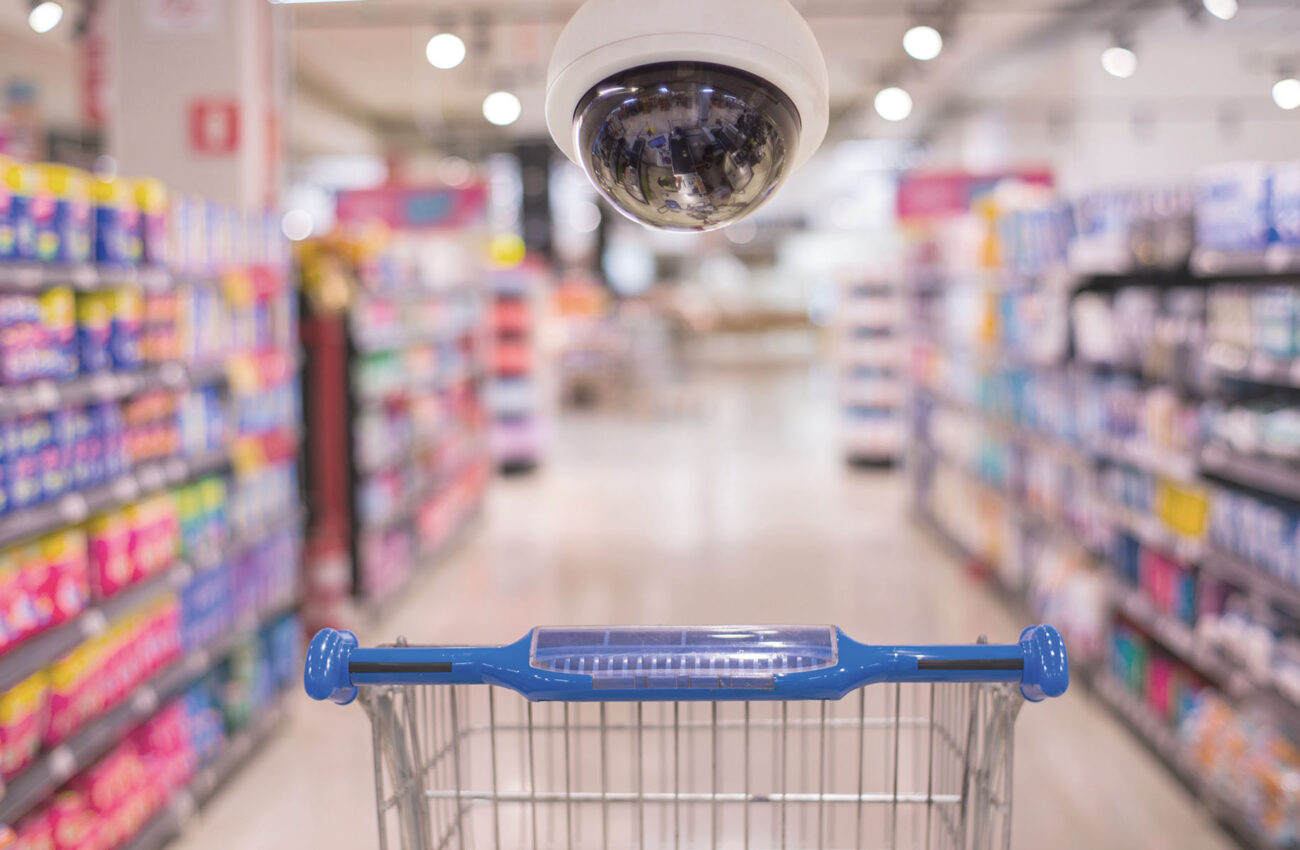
172;365;1233;850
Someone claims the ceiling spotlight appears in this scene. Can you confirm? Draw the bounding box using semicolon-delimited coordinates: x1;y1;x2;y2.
1101;45;1138;78
1202;0;1238;20
1274;78;1300;110
425;33;466;70
874;86;913;122
902;25;943;61
483;91;522;126
28;1;64;33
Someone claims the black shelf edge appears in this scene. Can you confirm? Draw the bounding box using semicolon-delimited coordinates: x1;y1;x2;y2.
0;450;229;549
1200;442;1300;503
0;361;228;420
0;596;298;825
115;700;288;850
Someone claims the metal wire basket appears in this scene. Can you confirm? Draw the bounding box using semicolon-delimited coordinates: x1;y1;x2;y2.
305;624;1068;850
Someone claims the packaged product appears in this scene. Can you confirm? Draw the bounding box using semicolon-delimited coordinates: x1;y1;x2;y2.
45;791;96;850
0;670;50;779
10;806;55;850
1196;162;1272;253
33;165;91;265
75;292;112;375
38;287;77;379
1;159;38;262
0;153;12;261
91;177;137;267
1272;161;1300;247
86;510;132;598
133;178;167;267
107;288;141;370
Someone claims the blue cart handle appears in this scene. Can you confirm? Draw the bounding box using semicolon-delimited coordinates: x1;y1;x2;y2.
305;624;1068;707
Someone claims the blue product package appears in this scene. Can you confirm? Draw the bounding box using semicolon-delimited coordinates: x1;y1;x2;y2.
2;161;38;262
1196;162;1272;252
1272;162;1300;247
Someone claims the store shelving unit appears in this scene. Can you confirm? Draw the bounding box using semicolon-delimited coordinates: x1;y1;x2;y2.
0;238;303;842
905;170;1300;847
116;699;288;850
299;230;491;618
839;280;905;466
486;263;549;474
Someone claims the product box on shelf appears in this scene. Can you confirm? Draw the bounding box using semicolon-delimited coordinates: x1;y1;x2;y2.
1196;162;1273;253
33;165;91;267
0;158;37;262
0;668;49;779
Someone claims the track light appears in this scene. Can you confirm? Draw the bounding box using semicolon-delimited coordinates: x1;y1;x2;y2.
874;86;913;122
902;25;943;61
483;91;521;126
1274;78;1300;111
426;33;466;69
1202;0;1238;20
28;1;64;33
1101;42;1138;78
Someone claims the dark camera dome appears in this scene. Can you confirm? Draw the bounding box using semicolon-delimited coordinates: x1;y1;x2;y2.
574;63;800;233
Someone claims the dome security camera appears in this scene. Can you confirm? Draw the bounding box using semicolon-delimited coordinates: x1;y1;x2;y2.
546;0;829;233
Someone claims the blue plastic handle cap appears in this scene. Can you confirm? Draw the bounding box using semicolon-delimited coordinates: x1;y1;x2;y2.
305;628;360;705
1017;624;1068;701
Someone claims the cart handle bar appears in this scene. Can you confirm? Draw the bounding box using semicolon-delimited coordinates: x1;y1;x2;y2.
305;624;1067;707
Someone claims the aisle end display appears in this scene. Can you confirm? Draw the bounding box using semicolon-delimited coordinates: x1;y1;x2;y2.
297;220;490;627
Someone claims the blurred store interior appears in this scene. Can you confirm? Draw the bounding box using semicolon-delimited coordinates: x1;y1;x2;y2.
2;1;1300;849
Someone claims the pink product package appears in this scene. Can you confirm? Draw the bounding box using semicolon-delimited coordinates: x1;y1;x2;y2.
87;520;132;598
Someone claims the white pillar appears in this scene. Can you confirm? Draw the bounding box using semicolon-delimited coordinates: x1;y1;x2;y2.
106;0;284;209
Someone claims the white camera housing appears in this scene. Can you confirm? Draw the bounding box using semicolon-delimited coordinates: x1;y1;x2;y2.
545;0;829;232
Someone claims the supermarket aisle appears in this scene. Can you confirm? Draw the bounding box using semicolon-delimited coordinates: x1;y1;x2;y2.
174;365;1230;850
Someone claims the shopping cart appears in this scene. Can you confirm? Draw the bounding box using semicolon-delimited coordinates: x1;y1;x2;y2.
304;623;1067;850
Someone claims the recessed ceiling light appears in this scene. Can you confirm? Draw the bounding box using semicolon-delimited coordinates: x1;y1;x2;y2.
874;86;913;122
426;33;466;70
1101;45;1138;78
28;2;64;34
483;91;522;126
1273;78;1300;110
902;25;943;61
1202;0;1238;20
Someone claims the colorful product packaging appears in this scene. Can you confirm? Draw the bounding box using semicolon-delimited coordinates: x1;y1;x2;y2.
0;153;12;261
108;288;142;370
1272;161;1300;247
134;178;167;267
1196;162;1272;253
91;177;140;267
0;670;49;780
75;292;112;375
1;159;38;262
86;511;133;598
34;165;91;266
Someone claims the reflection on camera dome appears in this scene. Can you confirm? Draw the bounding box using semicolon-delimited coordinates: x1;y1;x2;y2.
575;64;800;232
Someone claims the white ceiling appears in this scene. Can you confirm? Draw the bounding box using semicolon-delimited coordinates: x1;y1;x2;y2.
284;0;1086;155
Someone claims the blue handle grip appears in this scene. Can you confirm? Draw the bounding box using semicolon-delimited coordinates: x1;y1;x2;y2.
304;624;1068;706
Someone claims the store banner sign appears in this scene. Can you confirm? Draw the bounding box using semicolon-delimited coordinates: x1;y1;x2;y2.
336;185;487;230
897;169;1053;220
141;0;220;35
